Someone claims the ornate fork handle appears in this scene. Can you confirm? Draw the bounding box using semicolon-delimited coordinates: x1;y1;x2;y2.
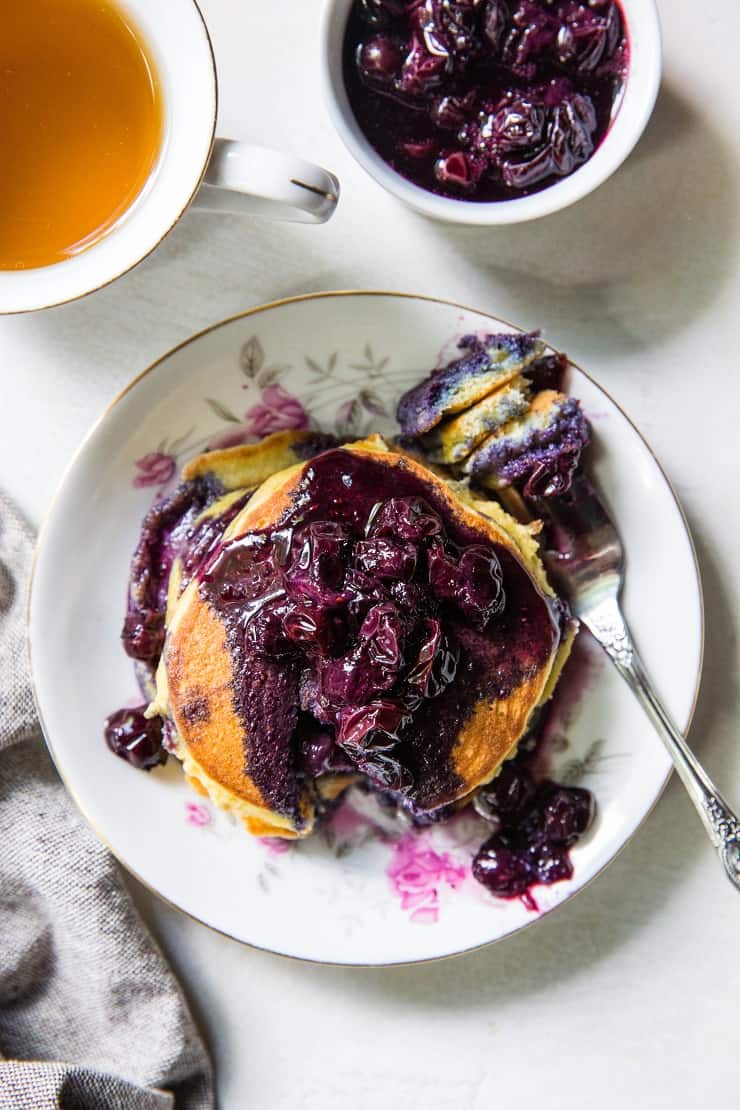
585;596;740;892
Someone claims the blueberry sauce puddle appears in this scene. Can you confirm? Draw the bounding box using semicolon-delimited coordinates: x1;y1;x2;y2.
343;0;629;202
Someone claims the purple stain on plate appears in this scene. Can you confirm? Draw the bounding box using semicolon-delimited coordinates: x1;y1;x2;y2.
387;830;467;923
260;836;294;855
185;802;211;827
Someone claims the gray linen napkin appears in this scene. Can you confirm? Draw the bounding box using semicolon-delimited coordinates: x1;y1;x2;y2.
0;492;214;1110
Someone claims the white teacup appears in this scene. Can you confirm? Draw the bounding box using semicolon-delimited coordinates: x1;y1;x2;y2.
0;0;339;315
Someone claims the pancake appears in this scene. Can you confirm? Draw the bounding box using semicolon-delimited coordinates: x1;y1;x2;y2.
181;429;337;491
463;389;590;497
423;377;531;464
148;436;570;838
397;332;545;438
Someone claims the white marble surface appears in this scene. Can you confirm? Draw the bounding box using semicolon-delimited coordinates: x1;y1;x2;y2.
2;1;739;1106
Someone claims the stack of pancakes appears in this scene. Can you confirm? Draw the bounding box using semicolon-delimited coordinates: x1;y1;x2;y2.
143;432;576;839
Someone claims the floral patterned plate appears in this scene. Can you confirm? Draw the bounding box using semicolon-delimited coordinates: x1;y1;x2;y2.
28;292;703;965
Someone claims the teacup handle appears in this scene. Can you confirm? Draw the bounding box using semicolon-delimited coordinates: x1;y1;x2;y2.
192;138;339;224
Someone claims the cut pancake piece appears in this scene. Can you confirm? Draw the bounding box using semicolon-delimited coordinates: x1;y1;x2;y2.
397;332;545;437
464;390;590;497
423;376;531;465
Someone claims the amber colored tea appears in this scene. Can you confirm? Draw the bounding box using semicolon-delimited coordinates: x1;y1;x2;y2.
0;0;163;271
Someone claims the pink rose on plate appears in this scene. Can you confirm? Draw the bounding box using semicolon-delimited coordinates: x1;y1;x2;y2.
387;835;466;924
244;385;309;437
133;452;176;489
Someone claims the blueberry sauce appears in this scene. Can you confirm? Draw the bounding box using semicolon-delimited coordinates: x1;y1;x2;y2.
343;0;628;201
104;707;166;771
524;350;569;394
472;759;593;908
196;448;559;823
122;475;242;665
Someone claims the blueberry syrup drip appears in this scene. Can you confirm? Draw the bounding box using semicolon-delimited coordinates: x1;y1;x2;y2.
197;449;559;821
109;435;344;773
343;0;628;202
104;707;166;771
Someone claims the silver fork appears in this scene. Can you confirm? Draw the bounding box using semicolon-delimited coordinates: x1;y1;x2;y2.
537;475;740;892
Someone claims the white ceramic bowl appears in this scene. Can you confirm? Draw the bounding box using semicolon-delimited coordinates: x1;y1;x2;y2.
320;0;662;225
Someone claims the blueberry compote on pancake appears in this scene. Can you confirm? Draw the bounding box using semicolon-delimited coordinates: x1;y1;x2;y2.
195;447;558;823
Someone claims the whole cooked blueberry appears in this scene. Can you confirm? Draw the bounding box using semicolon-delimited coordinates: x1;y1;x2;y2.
398;34;450;98
469;92;547;157
476;763;536;823
412;0;482;61
503;0;560;76
501;90;597;189
297;717;336;776
429;91;476;130
357;34;403;83
369;497;443;541
557;1;622;74
472;835;534;897
427;541;505;627
319;604;406;705
352;747;414;793
104;707;166;771
244;594;294;657
360;602;406;667
541;784;594;842
533;840;574;884
337;699;408;749
355;536;417;580
121;608;165;663
406;617;458;699
285;521;349;605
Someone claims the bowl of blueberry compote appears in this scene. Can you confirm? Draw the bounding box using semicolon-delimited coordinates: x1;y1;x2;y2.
321;0;661;223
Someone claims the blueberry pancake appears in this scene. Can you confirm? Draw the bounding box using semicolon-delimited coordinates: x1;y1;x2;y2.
397;332;545;438
423;377;531;465
463;389;590;497
146;437;571;837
